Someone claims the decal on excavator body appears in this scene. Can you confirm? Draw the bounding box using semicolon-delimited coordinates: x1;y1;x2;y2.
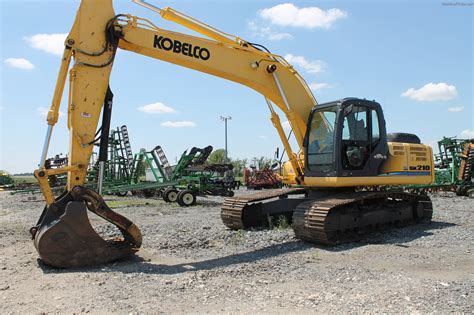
153;35;210;60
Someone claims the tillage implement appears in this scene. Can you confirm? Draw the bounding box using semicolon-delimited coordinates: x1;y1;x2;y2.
32;0;435;268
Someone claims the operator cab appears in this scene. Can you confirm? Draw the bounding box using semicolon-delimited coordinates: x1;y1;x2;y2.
304;98;388;178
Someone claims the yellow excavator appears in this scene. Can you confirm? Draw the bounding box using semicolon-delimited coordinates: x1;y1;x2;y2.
32;0;434;268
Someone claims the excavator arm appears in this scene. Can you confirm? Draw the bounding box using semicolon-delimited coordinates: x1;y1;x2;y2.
39;0;317;199
32;0;320;268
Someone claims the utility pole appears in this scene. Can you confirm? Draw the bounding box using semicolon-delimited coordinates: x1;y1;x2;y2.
220;116;231;162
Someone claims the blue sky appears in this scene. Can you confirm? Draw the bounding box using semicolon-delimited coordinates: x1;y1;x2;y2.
1;0;472;174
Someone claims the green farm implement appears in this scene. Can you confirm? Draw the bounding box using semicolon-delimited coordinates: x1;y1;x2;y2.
89;126;240;205
9;154;69;195
0;170;14;188
134;145;239;206
10;124;238;205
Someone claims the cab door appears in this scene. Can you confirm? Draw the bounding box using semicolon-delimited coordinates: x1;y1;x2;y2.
338;102;388;177
304;105;339;178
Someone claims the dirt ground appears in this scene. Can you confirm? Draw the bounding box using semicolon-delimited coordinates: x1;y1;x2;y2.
0;189;472;314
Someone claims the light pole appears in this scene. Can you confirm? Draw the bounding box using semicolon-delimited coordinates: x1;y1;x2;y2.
220;116;231;162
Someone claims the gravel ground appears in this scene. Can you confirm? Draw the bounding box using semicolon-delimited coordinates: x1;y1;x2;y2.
0;189;472;313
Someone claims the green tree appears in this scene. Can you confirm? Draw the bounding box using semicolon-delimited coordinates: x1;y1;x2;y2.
231;158;247;177
207;149;227;164
250;156;273;169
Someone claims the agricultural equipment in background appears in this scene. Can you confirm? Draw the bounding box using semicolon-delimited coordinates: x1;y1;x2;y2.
44;154;69;187
457;141;474;193
106;125;135;185
88;125;177;196
0;170;14;188
86;127;239;204
10;125;144;196
142;145;239;205
85;125;135;188
9;154;70;195
244;166;282;190
430;137;473;196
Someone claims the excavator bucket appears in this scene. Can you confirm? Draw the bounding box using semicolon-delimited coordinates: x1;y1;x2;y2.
31;187;142;268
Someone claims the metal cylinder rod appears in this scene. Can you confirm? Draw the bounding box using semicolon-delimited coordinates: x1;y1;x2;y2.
270;70;305;149
97;161;105;195
265;78;304;182
266;96;294;162
220;116;231;162
225;120;228;162
265;97;276;114
132;0;161;13
97;87;114;194
271;72;291;111
132;0;238;45
39;125;54;167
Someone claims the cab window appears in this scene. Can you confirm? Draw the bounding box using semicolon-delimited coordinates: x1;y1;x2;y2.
371;109;380;145
307;107;337;172
341;106;369;170
342;106;368;142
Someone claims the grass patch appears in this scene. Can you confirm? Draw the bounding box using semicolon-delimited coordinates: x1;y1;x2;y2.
269;215;290;230
229;229;245;245
107;199;159;208
12;175;37;185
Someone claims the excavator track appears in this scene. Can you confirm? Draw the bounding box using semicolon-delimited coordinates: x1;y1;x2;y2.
221;188;306;229
221;189;432;245
292;191;432;245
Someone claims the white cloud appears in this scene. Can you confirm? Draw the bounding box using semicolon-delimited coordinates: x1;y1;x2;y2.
401;83;457;102
258;135;267;140
284;54;324;74
248;21;293;41
460;129;474;138
161;121;196;128
260;3;347;29
24;33;68;56
266;32;292;41
282;120;291;129
37;106;63;117
138;102;176;114
309;82;334;91
4;58;35;70
448;106;464;112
